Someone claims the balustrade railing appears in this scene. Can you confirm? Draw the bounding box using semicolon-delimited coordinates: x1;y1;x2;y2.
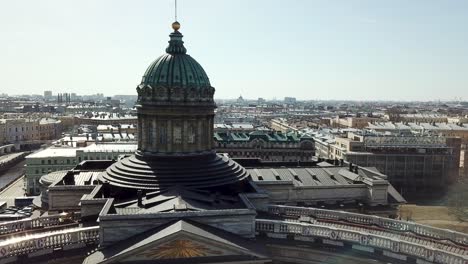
0;212;79;236
268;205;468;246
0;226;99;259
256;219;468;264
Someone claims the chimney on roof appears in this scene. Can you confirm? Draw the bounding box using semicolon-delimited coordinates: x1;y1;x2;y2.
63;171;75;185
354;165;358;174
137;190;143;208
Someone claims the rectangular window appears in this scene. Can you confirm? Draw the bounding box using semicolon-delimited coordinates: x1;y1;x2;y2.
173;123;182;144
159;124;167;144
148;122;154;146
187;123;196;144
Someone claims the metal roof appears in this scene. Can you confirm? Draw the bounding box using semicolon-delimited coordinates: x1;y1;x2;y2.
141;29;210;88
27;148;81;158
248;167;359;187
82;143;137;153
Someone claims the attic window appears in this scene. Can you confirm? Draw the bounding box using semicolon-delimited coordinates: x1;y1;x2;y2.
258;176;264;181
294;175;302;182
275;175;281;181
312;175;319;181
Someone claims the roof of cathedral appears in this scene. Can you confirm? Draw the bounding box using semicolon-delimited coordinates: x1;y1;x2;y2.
214;131;310;143
99;152;250;192
116;186;245;213
141;22;211;89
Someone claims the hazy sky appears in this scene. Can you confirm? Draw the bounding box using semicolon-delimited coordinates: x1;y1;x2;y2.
1;0;467;101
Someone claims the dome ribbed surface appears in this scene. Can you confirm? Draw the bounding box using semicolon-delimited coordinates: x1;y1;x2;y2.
140;30;211;88
141;53;210;88
99;153;249;190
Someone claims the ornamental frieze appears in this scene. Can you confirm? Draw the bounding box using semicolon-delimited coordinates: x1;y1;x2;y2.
137;84;214;103
156;86;168;100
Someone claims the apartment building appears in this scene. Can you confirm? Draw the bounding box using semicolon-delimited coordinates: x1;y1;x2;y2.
329;132;460;199
0;118;62;145
214;131;315;162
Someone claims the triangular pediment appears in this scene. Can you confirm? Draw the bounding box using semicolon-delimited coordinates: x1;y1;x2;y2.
120;232;252;262
84;220;269;264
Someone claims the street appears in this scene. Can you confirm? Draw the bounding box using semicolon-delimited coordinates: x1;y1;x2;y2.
0;159;25;190
0;176;25;207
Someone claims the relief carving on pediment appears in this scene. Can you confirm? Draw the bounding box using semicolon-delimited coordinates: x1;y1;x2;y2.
135;239;224;259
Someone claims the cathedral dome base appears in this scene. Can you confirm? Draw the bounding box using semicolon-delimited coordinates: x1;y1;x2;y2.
99;152;250;193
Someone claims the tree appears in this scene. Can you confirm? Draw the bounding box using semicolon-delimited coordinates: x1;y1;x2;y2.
387;107;403;122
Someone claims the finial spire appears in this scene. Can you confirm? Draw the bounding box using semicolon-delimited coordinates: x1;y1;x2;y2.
167;24;186;54
174;0;178;22
167;0;184;54
172;21;180;31
172;0;180;31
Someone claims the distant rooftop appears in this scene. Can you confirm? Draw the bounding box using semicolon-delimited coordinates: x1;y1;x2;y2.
368;122;468;131
27;147;81;158
86;114;136;120
363;135;447;147
81;143;137;153
214;123;254;130
39;118;60;124
214;131;304;143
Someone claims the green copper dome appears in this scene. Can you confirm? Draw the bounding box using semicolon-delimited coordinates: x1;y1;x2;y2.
141;25;211;88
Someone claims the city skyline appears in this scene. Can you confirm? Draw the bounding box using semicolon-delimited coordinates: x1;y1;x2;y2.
1;0;468;101
0;2;468;262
